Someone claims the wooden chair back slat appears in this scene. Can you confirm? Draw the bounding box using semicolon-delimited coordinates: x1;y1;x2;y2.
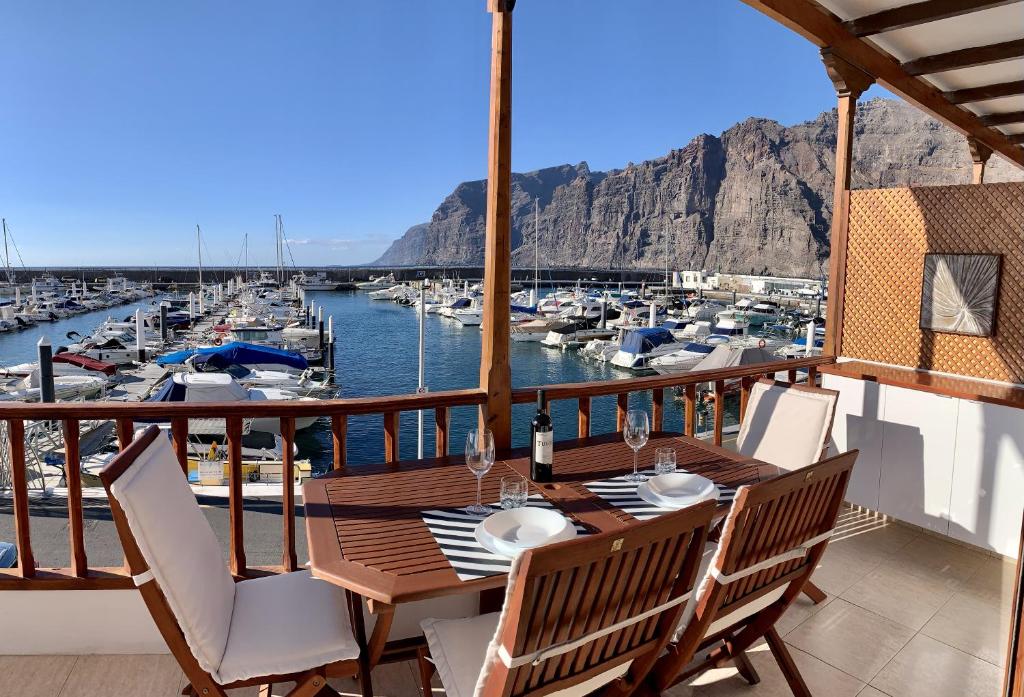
480;500;716;697
226;416;246;575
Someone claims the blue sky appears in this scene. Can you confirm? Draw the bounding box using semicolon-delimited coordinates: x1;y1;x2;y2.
0;1;890;267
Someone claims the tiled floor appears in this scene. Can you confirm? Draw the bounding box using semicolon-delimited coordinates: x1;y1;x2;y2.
0;508;1013;696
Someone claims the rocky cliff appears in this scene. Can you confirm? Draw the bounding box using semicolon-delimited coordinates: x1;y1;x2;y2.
373;99;1023;277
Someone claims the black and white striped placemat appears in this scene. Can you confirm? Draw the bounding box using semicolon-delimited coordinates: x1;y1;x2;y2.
422;495;590;582
584;471;736;521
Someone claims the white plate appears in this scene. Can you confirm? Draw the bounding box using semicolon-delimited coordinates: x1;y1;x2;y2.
475;517;577;559
637;472;718;509
479;507;576;553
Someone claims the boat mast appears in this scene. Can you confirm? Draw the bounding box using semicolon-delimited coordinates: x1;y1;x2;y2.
2;218;13;286
664;230;669;292
533;199;539;299
243;233;248;283
196;224;203;291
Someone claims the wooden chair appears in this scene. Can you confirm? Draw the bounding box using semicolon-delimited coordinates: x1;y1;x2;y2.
99;425;372;697
735;378;839;603
647;449;858;697
416;499;718;697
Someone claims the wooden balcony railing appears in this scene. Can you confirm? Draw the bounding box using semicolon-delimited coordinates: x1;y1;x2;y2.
0;354;833;591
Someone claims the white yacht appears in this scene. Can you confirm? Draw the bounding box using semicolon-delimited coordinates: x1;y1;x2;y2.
511;317;571;342
356;273;397;290
294;272;338;291
649;341;719;375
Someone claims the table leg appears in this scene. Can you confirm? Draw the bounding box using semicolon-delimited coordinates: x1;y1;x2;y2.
365;601;396;669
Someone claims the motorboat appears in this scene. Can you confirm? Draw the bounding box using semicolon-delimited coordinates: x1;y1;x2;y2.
146;373;319;434
511;317;572;342
716;298;783;327
685;299;727;321
356;273;397;291
293;272;338;291
156;341;310;373
368;284;407;301
540;319;616;348
649;342;718;375
609;327;682;371
454;305;483;326
0;371;107;402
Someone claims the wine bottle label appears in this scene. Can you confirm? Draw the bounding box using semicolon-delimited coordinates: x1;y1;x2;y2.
534;431;553;464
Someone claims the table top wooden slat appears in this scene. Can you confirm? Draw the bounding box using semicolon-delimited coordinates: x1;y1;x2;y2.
303;431;776;605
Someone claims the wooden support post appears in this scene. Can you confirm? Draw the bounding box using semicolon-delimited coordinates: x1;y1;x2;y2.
821;50;873;358
684;384;696;438
651;388;664;432
384;411;400;464
968;137;993;184
616;393;629;432
280;417;298;572
435;406;449;457
62;419;87;577
577;396;591;438
478;0;515;450
808;365;818;386
331;414;346;471
713;380;726;446
787;368;799;384
8;420;35;578
226;417;246;576
171;417;189;474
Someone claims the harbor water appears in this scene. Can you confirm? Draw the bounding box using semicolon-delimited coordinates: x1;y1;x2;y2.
0;289;738;472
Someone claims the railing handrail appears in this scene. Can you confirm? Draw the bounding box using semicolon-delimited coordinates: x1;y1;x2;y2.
0;387;487;420
512;355;833;402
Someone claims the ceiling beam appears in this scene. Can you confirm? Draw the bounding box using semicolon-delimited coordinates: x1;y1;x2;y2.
902;39;1024;75
979;110;1024;126
739;0;1024;169
844;0;1019;38
1010;134;1024;144
944;80;1024;103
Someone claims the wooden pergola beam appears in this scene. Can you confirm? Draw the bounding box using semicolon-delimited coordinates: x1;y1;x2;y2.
980;110;1024;126
902;38;1024;76
944;80;1024;104
1011;134;1024;145
844;0;1017;38
479;0;515;449
739;0;1024;169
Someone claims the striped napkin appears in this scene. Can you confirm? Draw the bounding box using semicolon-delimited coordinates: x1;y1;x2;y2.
422;495;589;582
583;471;736;521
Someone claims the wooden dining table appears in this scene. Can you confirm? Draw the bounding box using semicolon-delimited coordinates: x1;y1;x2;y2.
302;431;779;666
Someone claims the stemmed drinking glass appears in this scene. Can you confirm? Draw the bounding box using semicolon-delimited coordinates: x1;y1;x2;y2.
623;409;650;483
465;429;495;515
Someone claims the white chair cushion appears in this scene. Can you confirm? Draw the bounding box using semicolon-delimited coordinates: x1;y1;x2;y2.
421;612;628;697
736;384;836;471
215;570;360;685
674;541;788;643
110;434;235;675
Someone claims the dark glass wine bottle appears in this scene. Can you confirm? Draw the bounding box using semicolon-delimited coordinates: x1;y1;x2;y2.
530;389;553;482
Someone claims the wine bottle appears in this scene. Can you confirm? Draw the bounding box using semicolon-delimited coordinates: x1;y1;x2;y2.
530;389;553;482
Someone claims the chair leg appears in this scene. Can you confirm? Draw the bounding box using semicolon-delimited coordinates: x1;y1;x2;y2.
258;684;273;697
765;627;811;697
417;646;436;697
733;648;761;685
803;580;827;604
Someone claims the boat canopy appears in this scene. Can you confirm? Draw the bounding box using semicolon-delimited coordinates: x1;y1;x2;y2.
448;298;472;309
148;372;250;403
679;342;716;355
661;318;688;330
689;345;777;371
53;352;118;376
155;341;308;370
620;327;675;355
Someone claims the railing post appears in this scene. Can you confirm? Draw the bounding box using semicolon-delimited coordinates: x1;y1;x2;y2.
435;406;449;458
331;414;347;471
8;420;35;578
787;368;799;384
713;380;725;446
171;417;189;475
651;388;664;432
226;417;246;576
808;365;818;386
115;418;134;450
684;384;696;438
61;419;87;577
384;411;400;464
616;393;629;432
578;396;591;438
280;417;298;572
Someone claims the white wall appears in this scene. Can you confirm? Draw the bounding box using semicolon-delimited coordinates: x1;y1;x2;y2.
826;372;1024;557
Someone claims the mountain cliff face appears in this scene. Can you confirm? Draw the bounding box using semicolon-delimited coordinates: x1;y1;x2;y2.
373;99;1023;276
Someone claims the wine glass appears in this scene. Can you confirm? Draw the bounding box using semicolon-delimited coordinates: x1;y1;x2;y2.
465;429;495;515
623;410;650;483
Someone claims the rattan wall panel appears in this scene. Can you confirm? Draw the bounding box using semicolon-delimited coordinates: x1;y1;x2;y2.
842;182;1024;383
